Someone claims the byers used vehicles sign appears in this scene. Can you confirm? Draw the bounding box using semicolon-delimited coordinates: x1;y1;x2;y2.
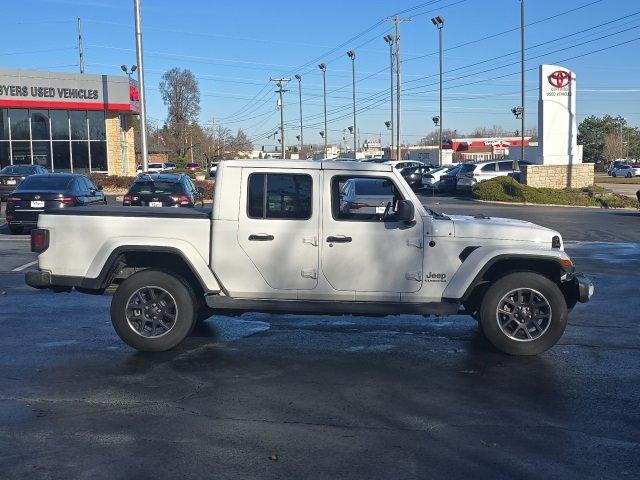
0;68;139;112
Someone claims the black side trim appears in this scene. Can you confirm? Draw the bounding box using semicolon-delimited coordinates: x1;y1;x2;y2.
44;205;210;219
205;296;459;316
458;246;479;262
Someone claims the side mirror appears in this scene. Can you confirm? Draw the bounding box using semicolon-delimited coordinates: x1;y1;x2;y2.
97;185;103;191
395;199;415;224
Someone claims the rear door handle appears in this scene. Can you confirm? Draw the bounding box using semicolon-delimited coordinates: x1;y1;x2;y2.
248;234;274;241
326;235;352;243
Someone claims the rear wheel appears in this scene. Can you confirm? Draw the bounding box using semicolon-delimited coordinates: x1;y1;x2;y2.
612;172;617;177
8;224;23;235
626;172;632;178
111;269;197;351
478;272;567;355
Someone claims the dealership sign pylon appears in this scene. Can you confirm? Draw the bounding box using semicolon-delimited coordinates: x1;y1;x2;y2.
537;64;580;165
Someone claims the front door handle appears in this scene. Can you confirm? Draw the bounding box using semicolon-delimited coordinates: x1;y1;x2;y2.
326;235;352;243
248;234;274;241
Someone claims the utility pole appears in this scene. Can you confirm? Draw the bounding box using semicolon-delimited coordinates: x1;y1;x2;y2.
431;16;444;165
270;77;290;159
295;74;303;156
519;0;525;169
347;50;357;158
384;35;395;159
388;16;409;162
77;17;85;74
318;63;328;157
133;0;149;172
190;133;194;162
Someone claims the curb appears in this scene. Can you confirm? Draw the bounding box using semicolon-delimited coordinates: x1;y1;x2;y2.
475;199;640;211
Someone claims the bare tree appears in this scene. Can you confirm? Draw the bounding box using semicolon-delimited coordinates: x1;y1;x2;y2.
159;68;200;157
418;129;457;146
602;132;626;161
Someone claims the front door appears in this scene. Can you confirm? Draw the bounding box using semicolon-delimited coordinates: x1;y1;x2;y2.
237;169;319;292
321;172;424;295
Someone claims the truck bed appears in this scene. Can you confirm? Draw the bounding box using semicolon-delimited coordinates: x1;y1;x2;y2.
45;205;211;219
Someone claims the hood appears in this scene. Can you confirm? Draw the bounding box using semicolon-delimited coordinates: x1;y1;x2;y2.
449;214;560;245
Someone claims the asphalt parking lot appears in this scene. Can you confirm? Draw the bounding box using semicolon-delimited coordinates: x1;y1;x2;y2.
0;197;639;479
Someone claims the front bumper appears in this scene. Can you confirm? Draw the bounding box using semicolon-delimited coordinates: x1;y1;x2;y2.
568;273;594;303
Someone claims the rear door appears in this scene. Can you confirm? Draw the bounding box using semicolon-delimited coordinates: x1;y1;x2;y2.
237;169;320;292
321;172;424;297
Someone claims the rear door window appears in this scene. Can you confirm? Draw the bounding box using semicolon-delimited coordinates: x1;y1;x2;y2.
247;173;312;220
498;161;514;171
481;163;497;172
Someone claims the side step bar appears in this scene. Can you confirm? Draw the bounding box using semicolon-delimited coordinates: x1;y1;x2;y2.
205;295;459;317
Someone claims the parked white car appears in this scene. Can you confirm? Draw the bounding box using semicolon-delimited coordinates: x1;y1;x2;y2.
456;160;525;190
339;177;395;217
137;162;173;174
610;164;640;178
422;165;455;189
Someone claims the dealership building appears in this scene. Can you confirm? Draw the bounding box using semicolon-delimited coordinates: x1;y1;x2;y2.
0;68;140;176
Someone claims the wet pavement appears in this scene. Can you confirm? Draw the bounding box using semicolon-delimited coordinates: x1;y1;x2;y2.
0;197;639;479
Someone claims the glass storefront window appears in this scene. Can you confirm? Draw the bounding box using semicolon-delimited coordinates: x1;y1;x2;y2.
90;141;107;172
53;142;71;172
70;111;87;140
88;111;106;141
11;141;31;164
0;109;8;141
0;142;9;169
50;110;69;140
72;141;89;173
31;109;49;140
10;109;29;140
32;141;52;169
2;109;108;172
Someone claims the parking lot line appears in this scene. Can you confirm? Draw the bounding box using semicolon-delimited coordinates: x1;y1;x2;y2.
12;260;37;272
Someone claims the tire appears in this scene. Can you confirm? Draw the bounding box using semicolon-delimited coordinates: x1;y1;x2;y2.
612;172;617;177
8;224;23;235
626;173;632;178
478;272;567;355
111;269;197;352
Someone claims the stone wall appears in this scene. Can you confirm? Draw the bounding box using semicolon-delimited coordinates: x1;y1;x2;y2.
105;112;136;176
521;163;594;189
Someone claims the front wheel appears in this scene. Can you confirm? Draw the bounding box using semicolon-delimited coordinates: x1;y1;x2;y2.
111;269;197;351
478;272;568;355
626;173;632;178
612;172;617;177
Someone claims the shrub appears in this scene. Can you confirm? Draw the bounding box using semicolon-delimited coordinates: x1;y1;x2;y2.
472;176;639;209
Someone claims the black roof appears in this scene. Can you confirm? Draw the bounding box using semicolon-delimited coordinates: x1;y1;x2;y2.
28;173;83;179
134;173;185;183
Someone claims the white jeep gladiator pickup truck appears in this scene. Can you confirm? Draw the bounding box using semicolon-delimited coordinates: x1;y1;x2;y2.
26;160;593;355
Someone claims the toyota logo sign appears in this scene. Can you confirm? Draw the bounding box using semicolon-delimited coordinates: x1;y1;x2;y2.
547;70;571;89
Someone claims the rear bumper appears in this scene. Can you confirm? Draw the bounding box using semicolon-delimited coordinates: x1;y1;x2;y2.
25;270;88;292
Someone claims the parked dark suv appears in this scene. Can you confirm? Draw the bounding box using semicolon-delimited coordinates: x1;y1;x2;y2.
123;173;205;208
5;173;106;234
0;164;49;200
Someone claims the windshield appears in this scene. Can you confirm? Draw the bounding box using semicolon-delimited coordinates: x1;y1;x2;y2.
130;181;183;195
1;165;39;175
17;176;72;190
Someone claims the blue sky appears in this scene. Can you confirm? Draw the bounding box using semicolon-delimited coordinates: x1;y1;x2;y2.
1;0;639;149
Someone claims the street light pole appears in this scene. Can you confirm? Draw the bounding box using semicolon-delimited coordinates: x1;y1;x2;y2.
77;17;85;74
520;0;525;169
384;35;395;159
319;63;328;157
133;0;149;172
431;16;444;166
295;74;303;157
347;50;357;158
